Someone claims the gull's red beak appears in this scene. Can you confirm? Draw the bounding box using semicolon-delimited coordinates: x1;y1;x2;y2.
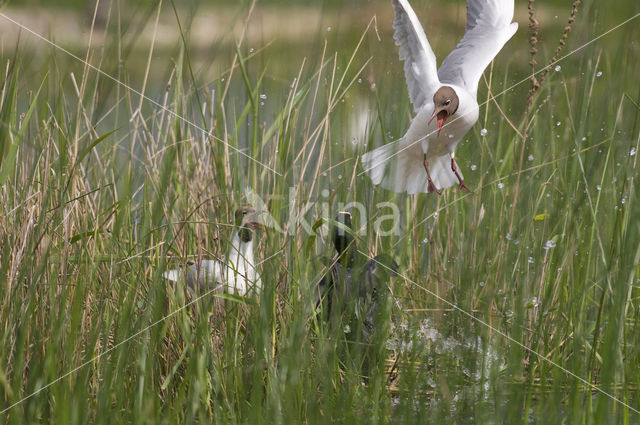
428;108;449;136
244;220;265;232
244;211;267;232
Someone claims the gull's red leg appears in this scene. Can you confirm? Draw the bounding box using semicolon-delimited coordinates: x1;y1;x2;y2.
450;154;470;191
423;154;441;195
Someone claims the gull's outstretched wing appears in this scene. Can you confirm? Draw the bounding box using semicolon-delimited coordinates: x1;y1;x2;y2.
392;0;441;112
437;0;518;98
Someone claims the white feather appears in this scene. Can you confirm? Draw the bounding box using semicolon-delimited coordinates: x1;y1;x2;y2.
438;0;518;97
164;229;261;296
361;0;517;194
392;0;441;112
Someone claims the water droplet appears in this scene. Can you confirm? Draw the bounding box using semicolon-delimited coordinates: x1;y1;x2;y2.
470;164;477;171
433;212;438;219
543;240;556;250
259;93;267;100
370;82;376;89
351;137;358;145
343;324;351;334
479;281;485;287
528;155;534;161
327;26;332;31
357;78;362;83
527;256;534;264
554;65;561;72
259;101;264;106
596;185;601;191
480;128;488;136
249;47;255;53
506;233;512;241
629;147;637;156
581;136;587;141
497;182;504;189
621;196;627;204
338;174;342;180
596;71;602;77
505;310;514;318
448;134;454;139
422;238;428;244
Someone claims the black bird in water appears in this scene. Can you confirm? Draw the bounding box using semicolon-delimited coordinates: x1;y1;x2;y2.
317;211;399;375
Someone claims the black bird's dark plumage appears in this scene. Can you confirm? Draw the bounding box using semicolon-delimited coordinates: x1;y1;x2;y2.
317;212;399;376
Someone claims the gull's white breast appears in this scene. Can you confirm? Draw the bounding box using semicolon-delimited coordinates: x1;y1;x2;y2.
402;84;479;159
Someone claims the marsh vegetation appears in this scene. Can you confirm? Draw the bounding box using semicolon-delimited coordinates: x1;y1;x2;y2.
1;0;639;423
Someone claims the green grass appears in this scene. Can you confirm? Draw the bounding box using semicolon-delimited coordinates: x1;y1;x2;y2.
1;0;640;423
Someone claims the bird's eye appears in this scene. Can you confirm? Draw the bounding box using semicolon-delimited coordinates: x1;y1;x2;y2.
444;99;451;106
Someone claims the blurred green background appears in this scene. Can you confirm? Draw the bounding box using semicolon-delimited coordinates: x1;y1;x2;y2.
1;0;640;423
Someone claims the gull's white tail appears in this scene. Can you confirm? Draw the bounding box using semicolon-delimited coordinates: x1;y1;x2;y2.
361;140;459;194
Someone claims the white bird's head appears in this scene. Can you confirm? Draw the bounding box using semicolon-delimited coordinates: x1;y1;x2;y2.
428;86;459;136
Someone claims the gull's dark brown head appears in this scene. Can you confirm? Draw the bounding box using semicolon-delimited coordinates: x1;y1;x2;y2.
235;206;261;243
428;86;459;136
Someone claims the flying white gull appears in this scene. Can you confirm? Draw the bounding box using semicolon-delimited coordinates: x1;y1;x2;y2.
164;206;262;296
361;0;518;194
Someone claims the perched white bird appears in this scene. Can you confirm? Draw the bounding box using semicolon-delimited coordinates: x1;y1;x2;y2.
361;0;518;194
164;206;262;296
